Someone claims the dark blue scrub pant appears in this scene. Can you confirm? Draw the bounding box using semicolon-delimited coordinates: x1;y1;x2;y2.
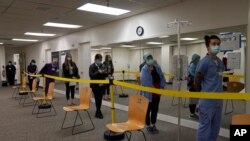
197;107;222;141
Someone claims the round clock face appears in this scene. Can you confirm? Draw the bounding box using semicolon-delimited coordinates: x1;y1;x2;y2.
136;26;144;36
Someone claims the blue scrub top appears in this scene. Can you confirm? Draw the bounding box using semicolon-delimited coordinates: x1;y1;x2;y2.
196;55;225;108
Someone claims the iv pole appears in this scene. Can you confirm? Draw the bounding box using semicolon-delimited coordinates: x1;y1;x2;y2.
167;19;191;141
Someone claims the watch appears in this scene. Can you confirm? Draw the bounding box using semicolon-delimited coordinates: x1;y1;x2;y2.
136;26;144;36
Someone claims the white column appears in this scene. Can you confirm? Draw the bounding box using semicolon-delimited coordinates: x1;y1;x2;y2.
112;47;130;80
78;42;91;88
161;45;172;82
246;1;250;113
0;45;6;83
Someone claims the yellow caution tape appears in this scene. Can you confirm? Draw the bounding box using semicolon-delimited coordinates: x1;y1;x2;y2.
113;80;250;100
44;74;109;84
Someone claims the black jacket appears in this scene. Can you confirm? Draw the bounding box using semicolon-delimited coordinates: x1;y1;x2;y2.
103;61;114;76
89;63;108;89
6;64;16;76
62;62;79;79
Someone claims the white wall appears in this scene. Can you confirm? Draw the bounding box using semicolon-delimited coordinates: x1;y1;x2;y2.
20;0;248;72
70;49;78;66
0;46;5;82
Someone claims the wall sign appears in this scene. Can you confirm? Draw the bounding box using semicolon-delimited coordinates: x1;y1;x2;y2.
220;33;241;51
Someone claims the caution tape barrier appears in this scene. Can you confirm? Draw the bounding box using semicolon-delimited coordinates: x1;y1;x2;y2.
114;71;244;78
23;72;250;100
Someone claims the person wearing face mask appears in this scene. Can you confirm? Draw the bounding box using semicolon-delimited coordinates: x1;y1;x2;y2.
62;53;80;105
195;35;224;141
6;61;16;86
27;59;37;90
139;52;150;72
40;59;58;96
89;54;108;119
140;53;166;134
187;54;200;120
103;55;114;100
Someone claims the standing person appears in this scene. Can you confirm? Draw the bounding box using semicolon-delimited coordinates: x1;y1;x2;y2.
103;55;114;100
6;61;16;86
195;35;224;141
1;66;7;86
89;54;108;119
140;53;166;134
187;54;200;120
62;53;79;105
39;59;58;96
27;59;37;90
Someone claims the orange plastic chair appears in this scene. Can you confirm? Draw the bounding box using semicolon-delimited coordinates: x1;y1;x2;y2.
232;114;250;125
32;82;57;118
224;82;245;115
19;78;37;106
12;74;27;99
61;87;94;135
106;95;149;141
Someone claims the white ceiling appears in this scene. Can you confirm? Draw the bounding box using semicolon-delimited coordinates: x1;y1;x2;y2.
0;0;185;47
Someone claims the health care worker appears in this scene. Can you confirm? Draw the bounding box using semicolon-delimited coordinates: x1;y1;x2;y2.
140;53;166;134
195;35;224;141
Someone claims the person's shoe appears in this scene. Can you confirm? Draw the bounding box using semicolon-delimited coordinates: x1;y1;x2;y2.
95;111;103;119
146;126;154;134
189;113;199;120
151;125;159;134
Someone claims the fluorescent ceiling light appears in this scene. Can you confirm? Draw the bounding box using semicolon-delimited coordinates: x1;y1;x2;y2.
219;32;232;35
146;42;164;45
120;45;135;48
159;35;169;38
102;47;111;50
43;22;82;29
91;49;102;51
77;3;130;16
0;43;3;45
25;32;56;37
180;38;198;41
12;38;38;42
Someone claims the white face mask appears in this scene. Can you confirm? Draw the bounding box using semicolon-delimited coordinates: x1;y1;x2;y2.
67;57;71;61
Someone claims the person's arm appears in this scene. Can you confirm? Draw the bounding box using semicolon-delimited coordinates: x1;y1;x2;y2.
39;64;47;74
194;61;206;92
194;72;202;92
74;63;80;79
89;64;99;79
157;65;166;89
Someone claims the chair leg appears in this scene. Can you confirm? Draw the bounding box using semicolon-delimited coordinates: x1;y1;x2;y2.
61;112;68;129
36;100;57;118
138;130;147;141
125;131;132;141
32;101;38;115
72;110;95;135
12;88;16;98
86;110;95;130
61;111;83;130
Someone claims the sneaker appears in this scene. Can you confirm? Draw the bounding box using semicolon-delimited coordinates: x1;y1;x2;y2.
189;113;199;120
146;126;154;134
152;125;159;134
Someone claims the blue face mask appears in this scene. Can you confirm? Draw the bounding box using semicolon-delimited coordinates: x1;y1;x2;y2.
211;45;220;55
146;59;154;65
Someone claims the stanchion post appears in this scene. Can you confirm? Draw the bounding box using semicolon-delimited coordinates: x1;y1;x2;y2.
109;77;116;123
